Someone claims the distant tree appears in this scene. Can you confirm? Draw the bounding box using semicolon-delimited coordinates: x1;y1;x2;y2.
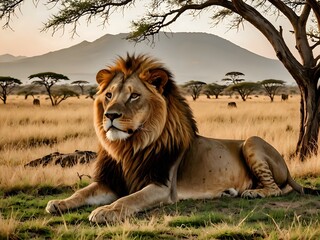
202;89;211;99
222;72;245;85
71;80;89;95
223;72;249;100
85;86;97;100
18;85;43;100
260;79;286;102
202;83;226;99
51;87;79;105
183;80;207;101
226;82;260;101
0;76;22;104
28;72;69;106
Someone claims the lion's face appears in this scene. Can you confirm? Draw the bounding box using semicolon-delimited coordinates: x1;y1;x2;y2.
99;72;158;141
94;56;170;155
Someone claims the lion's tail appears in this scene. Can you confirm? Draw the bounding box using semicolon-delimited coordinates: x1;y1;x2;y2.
287;174;320;196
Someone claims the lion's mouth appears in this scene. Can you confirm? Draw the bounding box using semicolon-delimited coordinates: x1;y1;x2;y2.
108;126;134;135
104;123;143;141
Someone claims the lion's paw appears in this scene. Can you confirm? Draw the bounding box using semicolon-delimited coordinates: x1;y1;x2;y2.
241;188;282;198
89;206;127;224
241;190;265;199
221;188;238;197
45;200;68;214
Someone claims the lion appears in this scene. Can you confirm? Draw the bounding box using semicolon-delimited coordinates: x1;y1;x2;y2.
46;54;320;223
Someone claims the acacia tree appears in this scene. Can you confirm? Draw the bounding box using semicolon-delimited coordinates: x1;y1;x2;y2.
184;80;207;101
18;85;42;100
226;82;260;101
2;1;320;159
71;80;89;95
51;87;79;105
223;71;249;100
85;86;98;100
28;72;69;106
222;72;245;85
202;83;226;99
260;79;285;102
0;76;22;104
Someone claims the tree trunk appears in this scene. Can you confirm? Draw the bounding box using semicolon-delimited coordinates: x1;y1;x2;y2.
270;95;274;102
192;94;197;101
1;88;7;104
48;92;55;106
295;85;320;160
80;86;84;95
45;86;55;106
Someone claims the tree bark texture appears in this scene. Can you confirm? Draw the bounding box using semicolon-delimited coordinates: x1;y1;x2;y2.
296;84;320;160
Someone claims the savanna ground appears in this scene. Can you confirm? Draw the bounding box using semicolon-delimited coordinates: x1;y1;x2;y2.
1;94;320;239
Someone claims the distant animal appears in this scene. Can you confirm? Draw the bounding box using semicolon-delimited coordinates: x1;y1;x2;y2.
228;102;237;108
281;94;289;101
33;99;40;105
45;54;320;224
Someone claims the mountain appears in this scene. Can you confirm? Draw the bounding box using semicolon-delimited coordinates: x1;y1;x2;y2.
0;32;293;84
0;54;26;63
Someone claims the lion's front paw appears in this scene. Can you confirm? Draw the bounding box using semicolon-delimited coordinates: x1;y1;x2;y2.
45;200;68;214
89;205;128;224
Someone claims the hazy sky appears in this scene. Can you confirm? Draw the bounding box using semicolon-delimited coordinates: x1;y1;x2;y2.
0;1;297;59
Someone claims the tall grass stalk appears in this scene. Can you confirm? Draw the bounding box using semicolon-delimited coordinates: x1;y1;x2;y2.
0;211;19;238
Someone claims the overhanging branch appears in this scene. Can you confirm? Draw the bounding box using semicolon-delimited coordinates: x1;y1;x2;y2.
0;0;24;28
268;0;298;24
306;0;320;30
42;0;135;35
128;0;236;42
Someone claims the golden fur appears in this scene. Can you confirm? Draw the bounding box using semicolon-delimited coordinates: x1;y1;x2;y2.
46;54;320;224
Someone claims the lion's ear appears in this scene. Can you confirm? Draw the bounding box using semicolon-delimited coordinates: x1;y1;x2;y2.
96;69;113;85
147;69;168;94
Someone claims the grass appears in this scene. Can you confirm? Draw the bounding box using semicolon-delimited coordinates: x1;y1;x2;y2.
1;187;320;239
1;94;320;239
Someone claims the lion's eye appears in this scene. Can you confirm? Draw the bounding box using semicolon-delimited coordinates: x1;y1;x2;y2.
130;93;140;101
106;92;112;100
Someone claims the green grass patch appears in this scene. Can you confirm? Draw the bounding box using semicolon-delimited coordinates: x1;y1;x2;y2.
1;180;320;239
16;224;53;239
210;229;264;240
168;213;226;228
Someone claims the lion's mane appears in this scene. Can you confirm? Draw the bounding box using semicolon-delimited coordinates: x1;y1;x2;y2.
94;54;198;197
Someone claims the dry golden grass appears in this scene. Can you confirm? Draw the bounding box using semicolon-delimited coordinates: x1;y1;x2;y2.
0;94;319;189
0;212;19;238
0;96;97;165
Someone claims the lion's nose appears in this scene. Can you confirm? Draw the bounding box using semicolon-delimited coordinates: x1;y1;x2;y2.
105;112;122;121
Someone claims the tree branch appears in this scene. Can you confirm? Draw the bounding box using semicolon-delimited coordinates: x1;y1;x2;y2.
311;40;320;49
0;0;24;28
268;0;298;24
128;0;237;42
231;0;305;86
306;0;320;30
43;0;135;35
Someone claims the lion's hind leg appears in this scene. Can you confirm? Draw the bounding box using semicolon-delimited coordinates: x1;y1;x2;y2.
241;136;284;198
